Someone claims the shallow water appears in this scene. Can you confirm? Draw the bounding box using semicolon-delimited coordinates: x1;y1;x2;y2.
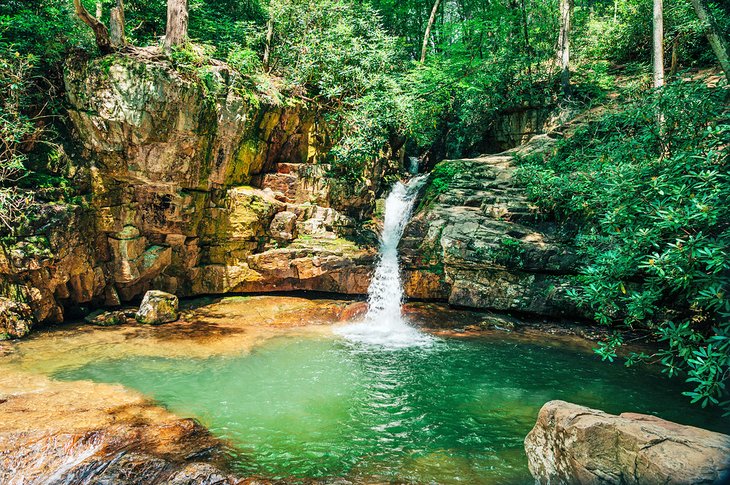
54;333;730;484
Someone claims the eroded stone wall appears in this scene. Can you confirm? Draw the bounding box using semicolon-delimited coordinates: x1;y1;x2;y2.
0;49;377;326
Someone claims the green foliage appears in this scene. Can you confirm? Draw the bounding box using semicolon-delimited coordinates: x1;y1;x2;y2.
574;0;729;67
0;0;93;65
388;0;561;161
327;86;402;184
268;0;401;103
417;160;459;210
494;237;527;269
0;2;87;236
168;42;222;99
227;46;263;76
188;0;266;54
517;80;730;411
473;237;527;269
97;0;266;53
259;0;406;184
0;46;38;234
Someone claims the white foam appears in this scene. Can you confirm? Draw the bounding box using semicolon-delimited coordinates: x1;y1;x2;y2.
337;175;433;348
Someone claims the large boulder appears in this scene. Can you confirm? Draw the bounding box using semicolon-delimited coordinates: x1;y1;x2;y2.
524;400;730;485
0;298;33;339
135;290;179;325
400;137;585;319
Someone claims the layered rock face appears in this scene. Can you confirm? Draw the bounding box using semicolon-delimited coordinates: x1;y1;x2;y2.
0;49;378;325
480;106;555;153
401;135;582;317
0;205;101;324
0;298;33;339
0;50;582;328
524;400;730;485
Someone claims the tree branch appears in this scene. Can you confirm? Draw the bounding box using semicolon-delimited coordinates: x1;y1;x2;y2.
73;0;113;54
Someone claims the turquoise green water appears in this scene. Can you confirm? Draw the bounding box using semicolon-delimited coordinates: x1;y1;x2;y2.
55;335;729;484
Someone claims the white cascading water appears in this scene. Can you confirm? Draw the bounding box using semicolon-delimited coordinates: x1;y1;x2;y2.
408;157;420;175
337;174;432;347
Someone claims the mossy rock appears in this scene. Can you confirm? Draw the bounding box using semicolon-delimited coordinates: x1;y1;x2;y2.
0;298;33;340
135;290;179;325
84;310;128;327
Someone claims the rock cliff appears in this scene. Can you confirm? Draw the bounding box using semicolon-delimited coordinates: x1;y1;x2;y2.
0;49;380;325
401;135;582;318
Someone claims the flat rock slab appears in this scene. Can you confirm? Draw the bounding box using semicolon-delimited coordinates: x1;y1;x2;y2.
525;400;730;485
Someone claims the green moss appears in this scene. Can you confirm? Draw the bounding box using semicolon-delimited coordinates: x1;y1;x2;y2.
473;237;526;269
423;262;445;275
97;55;117;78
227;139;260;185
85;310;126;326
417;160;460;212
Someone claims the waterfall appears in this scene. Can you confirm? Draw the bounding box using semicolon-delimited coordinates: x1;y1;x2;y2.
408;157;420;175
337;175;432;347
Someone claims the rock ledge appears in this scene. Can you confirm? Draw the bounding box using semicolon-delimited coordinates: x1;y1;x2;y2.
524;400;730;485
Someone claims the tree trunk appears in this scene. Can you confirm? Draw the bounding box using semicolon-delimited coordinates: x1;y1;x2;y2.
689;0;730;82
653;0;664;89
96;1;102;19
420;0;442;63
110;0;127;48
557;0;573;96
164;0;189;49
653;0;666;143
670;34;680;77
521;0;533;77
73;0;113;54
263;14;274;71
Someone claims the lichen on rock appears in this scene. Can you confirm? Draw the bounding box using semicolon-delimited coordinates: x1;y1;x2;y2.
136;290;179;325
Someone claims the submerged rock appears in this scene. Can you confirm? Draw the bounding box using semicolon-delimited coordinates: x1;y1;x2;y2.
524;400;730;485
136;290;179;324
0;372;241;485
84;309;128;326
0;297;33;339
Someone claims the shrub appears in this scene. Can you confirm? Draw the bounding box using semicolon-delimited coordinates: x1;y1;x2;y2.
0;47;38;234
517;80;730;411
